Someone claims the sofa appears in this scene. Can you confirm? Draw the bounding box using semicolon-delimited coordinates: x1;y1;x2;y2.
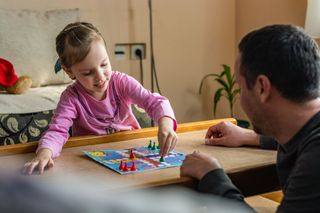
0;8;151;145
0;8;80;145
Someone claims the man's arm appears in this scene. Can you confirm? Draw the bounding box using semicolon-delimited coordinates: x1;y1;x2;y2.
205;121;277;150
180;151;255;212
198;169;244;201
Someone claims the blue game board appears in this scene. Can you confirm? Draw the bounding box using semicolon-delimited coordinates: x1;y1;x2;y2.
84;146;185;175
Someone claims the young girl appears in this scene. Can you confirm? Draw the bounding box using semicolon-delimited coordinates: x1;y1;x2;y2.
23;22;177;175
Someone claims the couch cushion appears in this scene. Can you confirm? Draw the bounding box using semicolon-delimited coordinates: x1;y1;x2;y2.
0;84;70;114
0;8;79;87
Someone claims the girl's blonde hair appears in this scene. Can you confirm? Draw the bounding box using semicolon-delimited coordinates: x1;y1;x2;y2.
56;22;105;68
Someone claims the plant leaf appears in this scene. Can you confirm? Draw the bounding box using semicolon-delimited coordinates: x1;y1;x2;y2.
199;74;219;94
199;64;240;118
229;75;236;91
222;64;233;87
230;88;240;105
215;78;229;91
234;88;241;95
213;88;224;117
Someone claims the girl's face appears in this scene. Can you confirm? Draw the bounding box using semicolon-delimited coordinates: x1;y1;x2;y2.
66;39;112;100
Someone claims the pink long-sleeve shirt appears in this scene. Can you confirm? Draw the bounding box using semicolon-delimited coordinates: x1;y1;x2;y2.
38;71;176;158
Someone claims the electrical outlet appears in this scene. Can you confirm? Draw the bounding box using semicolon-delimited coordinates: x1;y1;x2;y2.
130;43;146;60
114;44;128;60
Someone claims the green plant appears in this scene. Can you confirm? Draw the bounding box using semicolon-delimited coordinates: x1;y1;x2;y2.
199;64;240;118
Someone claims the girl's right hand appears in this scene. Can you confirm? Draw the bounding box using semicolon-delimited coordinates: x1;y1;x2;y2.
22;148;54;175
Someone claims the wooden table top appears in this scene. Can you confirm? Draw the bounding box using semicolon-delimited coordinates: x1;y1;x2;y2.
0;119;277;192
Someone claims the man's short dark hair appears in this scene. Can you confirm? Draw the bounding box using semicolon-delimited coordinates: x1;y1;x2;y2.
239;24;320;102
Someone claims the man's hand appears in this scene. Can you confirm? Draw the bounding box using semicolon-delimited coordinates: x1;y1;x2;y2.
205;121;259;147
180;151;221;180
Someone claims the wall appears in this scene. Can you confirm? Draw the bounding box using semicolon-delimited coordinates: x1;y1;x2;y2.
0;0;311;123
0;0;236;123
233;0;308;121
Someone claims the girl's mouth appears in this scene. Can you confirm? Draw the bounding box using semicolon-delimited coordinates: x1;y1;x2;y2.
95;79;106;88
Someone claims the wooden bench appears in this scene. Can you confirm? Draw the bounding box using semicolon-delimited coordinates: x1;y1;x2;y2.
261;190;283;203
245;195;279;213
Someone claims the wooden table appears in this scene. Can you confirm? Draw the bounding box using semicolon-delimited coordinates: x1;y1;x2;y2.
0;118;278;195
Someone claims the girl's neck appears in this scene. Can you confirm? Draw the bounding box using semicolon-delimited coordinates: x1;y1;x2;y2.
76;80;108;101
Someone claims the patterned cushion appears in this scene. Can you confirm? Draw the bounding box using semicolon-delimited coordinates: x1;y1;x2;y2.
0;111;53;145
0;105;152;145
131;104;152;128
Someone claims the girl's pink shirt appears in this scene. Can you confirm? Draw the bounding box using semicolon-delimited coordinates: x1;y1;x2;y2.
37;71;176;158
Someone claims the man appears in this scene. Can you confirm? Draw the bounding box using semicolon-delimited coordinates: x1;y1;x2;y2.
181;24;320;212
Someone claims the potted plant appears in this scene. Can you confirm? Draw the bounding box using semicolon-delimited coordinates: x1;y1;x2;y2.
199;64;250;128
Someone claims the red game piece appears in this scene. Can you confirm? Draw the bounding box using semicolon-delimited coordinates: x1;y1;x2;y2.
129;149;135;159
123;162;129;172
130;161;137;171
119;160;123;170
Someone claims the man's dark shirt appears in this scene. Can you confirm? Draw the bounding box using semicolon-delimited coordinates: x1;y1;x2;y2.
198;111;320;212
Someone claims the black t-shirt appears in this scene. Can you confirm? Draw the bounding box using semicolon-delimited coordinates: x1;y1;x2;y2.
198;111;320;213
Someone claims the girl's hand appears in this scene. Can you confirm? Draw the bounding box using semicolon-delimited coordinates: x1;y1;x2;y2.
22;148;54;175
158;116;178;156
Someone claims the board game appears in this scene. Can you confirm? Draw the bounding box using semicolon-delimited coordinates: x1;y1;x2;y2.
83;141;185;175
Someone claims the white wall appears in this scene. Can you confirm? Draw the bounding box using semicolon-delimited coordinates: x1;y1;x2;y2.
0;0;236;123
234;0;308;121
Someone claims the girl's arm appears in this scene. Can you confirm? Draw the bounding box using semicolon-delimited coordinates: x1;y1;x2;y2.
158;116;178;156
117;73;176;126
22;89;77;175
117;73;177;155
37;91;77;158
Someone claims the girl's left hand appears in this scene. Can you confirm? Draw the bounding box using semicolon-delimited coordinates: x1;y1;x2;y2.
158;116;178;156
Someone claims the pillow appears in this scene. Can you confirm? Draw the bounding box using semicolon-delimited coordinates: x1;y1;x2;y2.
0;8;79;87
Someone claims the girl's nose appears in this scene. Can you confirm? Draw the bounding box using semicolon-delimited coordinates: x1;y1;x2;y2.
95;68;105;80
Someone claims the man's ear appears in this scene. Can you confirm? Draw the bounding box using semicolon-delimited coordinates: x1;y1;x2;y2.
255;75;271;103
62;66;76;80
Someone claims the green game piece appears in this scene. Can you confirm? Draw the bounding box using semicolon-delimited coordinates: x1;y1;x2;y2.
159;156;165;162
152;141;156;150
148;140;152;149
156;143;160;149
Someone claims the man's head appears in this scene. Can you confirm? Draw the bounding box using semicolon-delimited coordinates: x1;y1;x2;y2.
238;24;320;102
236;25;320;134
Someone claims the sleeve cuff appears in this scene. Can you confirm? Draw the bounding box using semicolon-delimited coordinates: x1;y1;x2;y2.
161;115;177;131
198;169;244;201
172;117;177;131
36;142;60;159
259;135;278;150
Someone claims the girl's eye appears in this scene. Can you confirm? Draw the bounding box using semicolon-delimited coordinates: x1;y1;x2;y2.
101;64;108;68
82;71;92;76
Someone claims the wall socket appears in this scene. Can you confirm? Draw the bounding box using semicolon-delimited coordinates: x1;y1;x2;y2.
114;44;127;60
114;43;146;60
130;43;146;60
